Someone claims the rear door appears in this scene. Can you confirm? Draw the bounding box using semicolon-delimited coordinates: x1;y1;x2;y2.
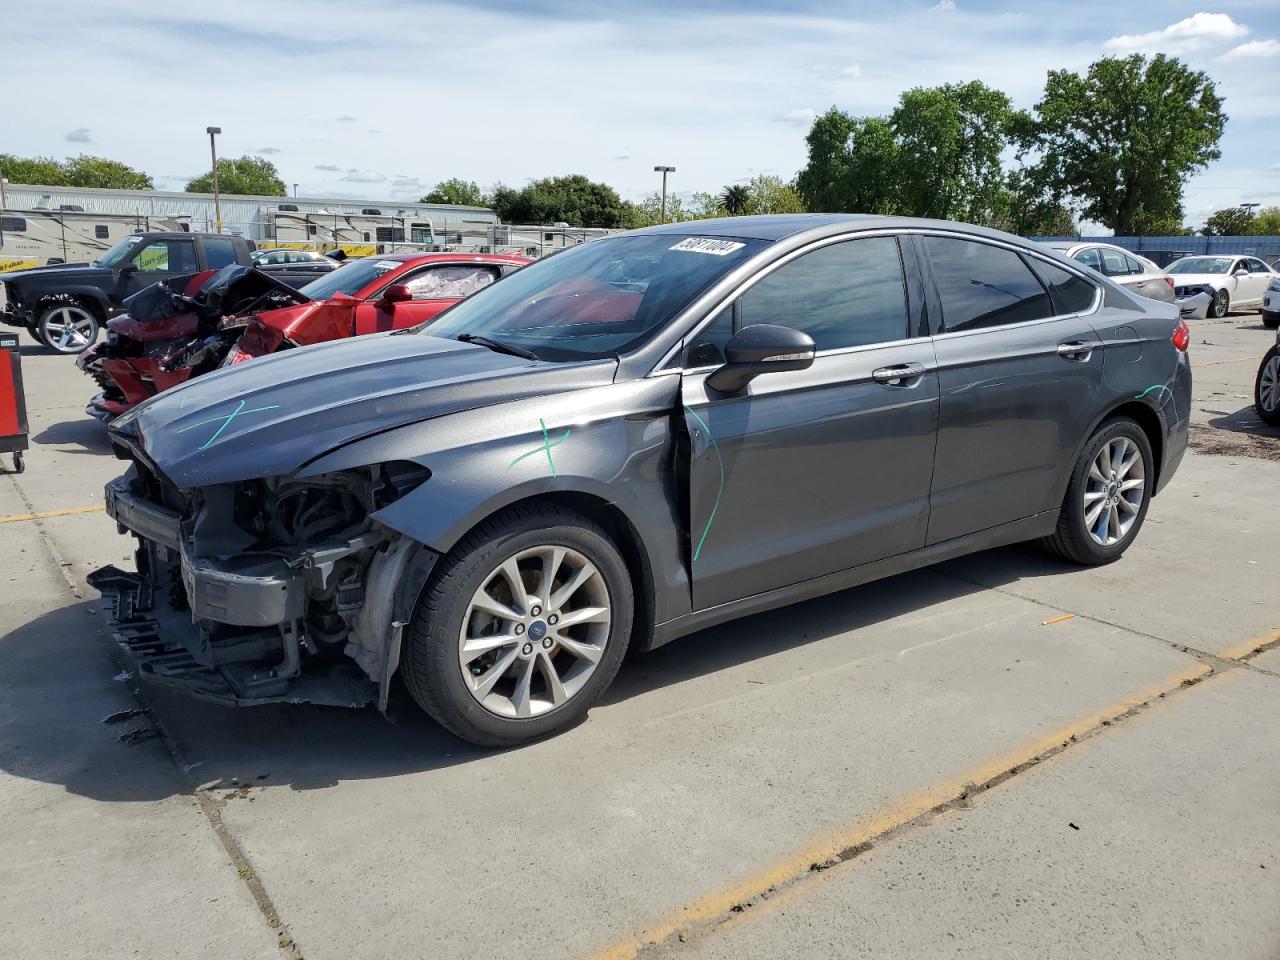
679;233;939;611
923;234;1104;544
356;263;502;334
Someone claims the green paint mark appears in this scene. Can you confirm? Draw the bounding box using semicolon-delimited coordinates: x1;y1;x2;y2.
177;400;281;449
684;405;724;564
1134;384;1171;401
507;418;570;476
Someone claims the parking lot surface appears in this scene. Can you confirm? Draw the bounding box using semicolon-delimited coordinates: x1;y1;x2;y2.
2;311;1278;959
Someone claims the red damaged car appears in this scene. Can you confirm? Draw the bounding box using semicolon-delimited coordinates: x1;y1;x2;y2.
80;252;531;419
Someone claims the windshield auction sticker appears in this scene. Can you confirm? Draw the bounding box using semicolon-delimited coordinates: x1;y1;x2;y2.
669;238;746;256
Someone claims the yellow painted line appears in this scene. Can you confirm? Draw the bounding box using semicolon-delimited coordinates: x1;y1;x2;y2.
1198;356;1257;367
0;504;105;524
1218;628;1280;662
587;661;1214;960
1041;613;1074;626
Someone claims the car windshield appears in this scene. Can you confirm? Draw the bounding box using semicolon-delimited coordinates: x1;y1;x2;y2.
298;258;399;299
94;234;144;268
1168;257;1234;274
423;233;766;360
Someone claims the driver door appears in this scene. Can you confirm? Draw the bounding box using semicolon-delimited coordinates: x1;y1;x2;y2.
119;238;198;298
679;235;938;611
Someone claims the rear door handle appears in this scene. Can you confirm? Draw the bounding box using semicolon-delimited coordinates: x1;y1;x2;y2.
871;362;926;385
1057;341;1093;361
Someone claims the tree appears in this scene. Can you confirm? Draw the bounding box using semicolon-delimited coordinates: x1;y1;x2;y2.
720;184;750;215
795;110;899;214
0;153;152;189
1201;207;1255;236
421;178;487;206
186;156;286;196
1020;54;1226;235
891;81;1013;223
622;191;722;228
989;168;1077;237
1252;207;1280;236
488;175;627;227
742;175;805;215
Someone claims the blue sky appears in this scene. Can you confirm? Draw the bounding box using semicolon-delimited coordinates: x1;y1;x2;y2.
7;1;1278;229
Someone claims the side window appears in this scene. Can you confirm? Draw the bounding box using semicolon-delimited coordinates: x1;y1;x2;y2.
402;265;499;299
0;216;26;232
1098;248;1129;277
1123;254;1146;275
1072;247;1102;271
737;236;908;350
204;237;239;269
1247;258;1269;274
924;237;1053;332
94;225;109;239
685;306;734;368
1025;258;1096;315
133;239;197;273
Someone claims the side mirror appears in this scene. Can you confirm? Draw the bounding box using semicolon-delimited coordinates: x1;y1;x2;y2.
705;324;815;393
381;283;412;305
119;263;137;276
1233;269;1249;277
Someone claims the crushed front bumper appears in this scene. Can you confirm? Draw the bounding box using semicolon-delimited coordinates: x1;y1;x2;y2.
1175;291;1211;321
91;476;377;708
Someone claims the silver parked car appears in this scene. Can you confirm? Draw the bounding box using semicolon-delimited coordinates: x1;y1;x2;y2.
1040;242;1174;303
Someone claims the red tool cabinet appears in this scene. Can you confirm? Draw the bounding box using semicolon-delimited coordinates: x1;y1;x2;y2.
0;333;28;473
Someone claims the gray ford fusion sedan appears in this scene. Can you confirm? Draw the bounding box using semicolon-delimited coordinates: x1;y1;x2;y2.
91;214;1191;746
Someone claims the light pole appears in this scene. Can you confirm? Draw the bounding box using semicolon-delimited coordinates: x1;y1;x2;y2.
654;165;676;221
1240;202;1260;215
206;126;222;233
293;183;298;198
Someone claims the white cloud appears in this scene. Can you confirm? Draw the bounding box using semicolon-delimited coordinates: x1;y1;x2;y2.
1104;12;1248;55
64;127;91;143
775;107;816;126
838;64;863;78
391;176;423;188
933;0;956;11
1220;38;1280;60
340;169;386;183
256;146;281;155
314;164;341;172
336;115;357;123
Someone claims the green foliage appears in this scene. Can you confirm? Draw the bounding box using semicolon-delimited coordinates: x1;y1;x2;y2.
988;168;1078;237
795;111;898;214
622;191;722;228
1020;54;1225;235
1253;207;1280;236
1202;207;1257;236
741;175;806;215
891;81;1013;222
0;153;152;189
420;178;487;206
186;156;286;196
720;184;750;215
489;175;627;227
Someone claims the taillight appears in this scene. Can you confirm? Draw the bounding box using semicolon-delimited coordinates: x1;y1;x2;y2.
1163;276;1175;290
1171;318;1190;352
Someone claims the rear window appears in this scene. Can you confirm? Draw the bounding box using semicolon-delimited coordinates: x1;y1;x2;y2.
1026;258;1096;315
924;237;1053;332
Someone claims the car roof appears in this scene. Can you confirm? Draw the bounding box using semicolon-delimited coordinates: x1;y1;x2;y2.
374;252;532;265
629;213;1055;247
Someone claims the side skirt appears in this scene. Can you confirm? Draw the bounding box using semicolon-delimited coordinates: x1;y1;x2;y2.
648;510;1058;650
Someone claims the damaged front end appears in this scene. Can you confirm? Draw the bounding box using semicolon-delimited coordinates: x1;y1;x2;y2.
90;451;434;711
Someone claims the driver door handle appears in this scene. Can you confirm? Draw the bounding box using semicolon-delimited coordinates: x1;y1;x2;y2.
1057;341;1094;361
871;362;926;385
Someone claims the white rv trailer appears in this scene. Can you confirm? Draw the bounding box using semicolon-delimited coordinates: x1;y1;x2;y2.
0;183;507;269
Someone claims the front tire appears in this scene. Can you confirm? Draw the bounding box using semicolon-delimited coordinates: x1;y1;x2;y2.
1210;288;1230;319
37;301;100;354
1040;417;1153;565
1256;346;1280;426
400;504;634;747
1263;312;1280;331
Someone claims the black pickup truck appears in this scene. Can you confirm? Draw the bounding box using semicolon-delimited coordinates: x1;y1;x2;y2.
0;232;338;353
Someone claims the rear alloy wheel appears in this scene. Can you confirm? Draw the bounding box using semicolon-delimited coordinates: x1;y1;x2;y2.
400;505;633;746
1256;346;1280;426
1210;288;1230;319
37;303;99;354
1041;417;1152;565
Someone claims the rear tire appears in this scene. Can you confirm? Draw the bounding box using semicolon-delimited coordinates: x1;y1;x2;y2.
1263;311;1280;331
399;504;634;747
1256;346;1280;426
1040;417;1153;565
1210;288;1230;319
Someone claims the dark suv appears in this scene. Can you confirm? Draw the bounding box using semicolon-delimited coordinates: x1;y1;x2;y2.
92;215;1191;746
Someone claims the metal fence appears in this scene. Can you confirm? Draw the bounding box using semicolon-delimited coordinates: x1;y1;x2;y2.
1036;234;1280;267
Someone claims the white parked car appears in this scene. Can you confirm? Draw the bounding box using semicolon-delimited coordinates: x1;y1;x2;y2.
1166;255;1277;319
1262;271;1279;330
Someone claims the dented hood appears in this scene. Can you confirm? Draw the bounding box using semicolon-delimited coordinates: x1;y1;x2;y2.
109;331;616;489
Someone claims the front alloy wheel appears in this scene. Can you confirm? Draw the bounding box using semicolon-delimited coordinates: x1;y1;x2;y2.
38;303;99;353
1211;288;1230;319
459;545;611;719
400;504;633;746
1256;346;1280;426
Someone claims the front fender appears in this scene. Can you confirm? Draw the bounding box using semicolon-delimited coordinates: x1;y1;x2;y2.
300;375;691;626
33;284;112;316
